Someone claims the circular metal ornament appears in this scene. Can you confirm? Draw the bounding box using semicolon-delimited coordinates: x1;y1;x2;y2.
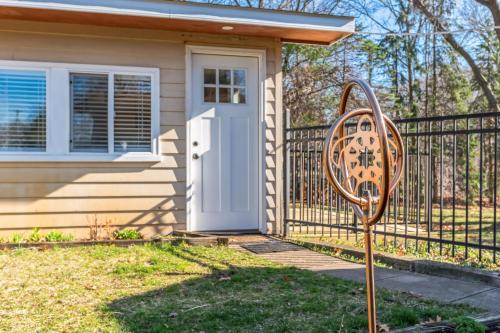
323;80;404;225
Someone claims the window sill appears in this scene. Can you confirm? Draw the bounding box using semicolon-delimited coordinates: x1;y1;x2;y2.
0;153;162;163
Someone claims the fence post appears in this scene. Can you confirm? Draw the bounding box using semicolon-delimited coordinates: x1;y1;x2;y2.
283;108;291;237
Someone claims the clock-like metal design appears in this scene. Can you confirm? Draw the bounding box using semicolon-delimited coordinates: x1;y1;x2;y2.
323;79;404;333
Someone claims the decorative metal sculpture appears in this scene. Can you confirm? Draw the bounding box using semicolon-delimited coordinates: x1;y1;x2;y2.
323;79;404;333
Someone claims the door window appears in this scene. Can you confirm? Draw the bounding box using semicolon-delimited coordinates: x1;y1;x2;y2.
203;68;246;104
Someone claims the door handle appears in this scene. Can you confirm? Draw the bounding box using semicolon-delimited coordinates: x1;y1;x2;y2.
192;153;199;160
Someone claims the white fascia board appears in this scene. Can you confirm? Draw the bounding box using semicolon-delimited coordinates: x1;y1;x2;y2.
0;0;355;33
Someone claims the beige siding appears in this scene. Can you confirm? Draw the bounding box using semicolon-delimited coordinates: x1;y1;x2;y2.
0;19;282;239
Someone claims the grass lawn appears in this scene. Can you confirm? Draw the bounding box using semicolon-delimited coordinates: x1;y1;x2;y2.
289;205;500;245
291;205;500;241
0;244;479;333
288;204;500;269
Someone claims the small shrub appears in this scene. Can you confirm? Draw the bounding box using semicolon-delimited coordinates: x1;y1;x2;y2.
452;316;486;333
114;229;142;240
27;228;44;243
45;231;74;242
10;233;25;244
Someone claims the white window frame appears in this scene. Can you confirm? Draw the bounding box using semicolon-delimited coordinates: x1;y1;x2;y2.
0;60;160;162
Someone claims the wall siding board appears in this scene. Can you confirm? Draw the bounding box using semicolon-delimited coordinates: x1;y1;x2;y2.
160;69;185;84
160;140;186;155
160;125;186;140
0;183;186;198
0;168;186;183
161;83;185;98
160;98;185;112
160;111;185;126
0;196;186;214
0;19;282;238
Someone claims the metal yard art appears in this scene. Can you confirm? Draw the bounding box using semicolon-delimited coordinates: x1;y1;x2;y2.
323;79;404;333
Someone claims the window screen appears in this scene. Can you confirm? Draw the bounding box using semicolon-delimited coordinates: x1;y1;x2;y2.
114;74;151;152
0;69;46;151
70;73;108;152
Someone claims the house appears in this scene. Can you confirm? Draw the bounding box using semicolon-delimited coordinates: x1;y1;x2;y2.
0;0;354;238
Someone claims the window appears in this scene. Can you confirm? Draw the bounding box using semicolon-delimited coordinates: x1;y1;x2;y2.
0;61;159;161
203;68;246;104
70;73;108;152
0;69;46;152
70;73;152;154
114;74;152;152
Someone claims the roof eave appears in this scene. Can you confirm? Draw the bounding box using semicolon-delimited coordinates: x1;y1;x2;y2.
0;0;355;45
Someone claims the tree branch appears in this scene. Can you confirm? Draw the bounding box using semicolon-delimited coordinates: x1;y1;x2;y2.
474;0;500;42
414;0;499;112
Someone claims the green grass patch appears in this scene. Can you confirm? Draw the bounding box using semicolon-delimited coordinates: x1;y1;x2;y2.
293;236;499;270
289;204;500;247
452;316;487;333
0;244;479;332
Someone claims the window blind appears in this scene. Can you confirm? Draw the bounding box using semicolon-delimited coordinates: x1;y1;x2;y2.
0;69;46;151
70;73;108;152
114;74;152;152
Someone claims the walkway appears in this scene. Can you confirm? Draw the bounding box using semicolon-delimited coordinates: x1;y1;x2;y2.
229;235;500;313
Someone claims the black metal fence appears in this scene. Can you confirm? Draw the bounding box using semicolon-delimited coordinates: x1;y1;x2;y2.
284;112;500;264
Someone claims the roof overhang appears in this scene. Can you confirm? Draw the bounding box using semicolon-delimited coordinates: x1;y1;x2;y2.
0;0;355;45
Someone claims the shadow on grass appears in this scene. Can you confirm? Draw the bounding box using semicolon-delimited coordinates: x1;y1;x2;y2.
105;246;474;333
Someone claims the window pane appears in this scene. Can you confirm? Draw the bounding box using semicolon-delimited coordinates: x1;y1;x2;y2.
70;73;108;152
219;69;231;85
204;87;216;103
233;70;246;86
233;88;246;104
204;69;216;84
114;74;151;152
0;69;46;151
219;87;230;103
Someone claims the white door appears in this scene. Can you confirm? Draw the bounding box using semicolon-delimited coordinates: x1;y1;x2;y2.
189;54;259;231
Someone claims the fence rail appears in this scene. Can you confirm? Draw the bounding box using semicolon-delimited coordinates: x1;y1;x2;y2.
284;112;500;264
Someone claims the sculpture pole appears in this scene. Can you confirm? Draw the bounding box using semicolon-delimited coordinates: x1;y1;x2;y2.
323;79;404;333
363;192;376;333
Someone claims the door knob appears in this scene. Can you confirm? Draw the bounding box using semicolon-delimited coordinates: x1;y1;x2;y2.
193;141;199;147
192;153;199;160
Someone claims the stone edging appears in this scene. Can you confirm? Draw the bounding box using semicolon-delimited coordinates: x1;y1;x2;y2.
389;313;500;332
283;238;500;288
0;239;170;250
0;232;229;250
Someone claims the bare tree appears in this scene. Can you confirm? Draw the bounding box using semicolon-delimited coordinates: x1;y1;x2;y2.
413;0;499;112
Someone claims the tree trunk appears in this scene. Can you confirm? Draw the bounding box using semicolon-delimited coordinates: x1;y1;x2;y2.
432;22;437;115
424;28;429;117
